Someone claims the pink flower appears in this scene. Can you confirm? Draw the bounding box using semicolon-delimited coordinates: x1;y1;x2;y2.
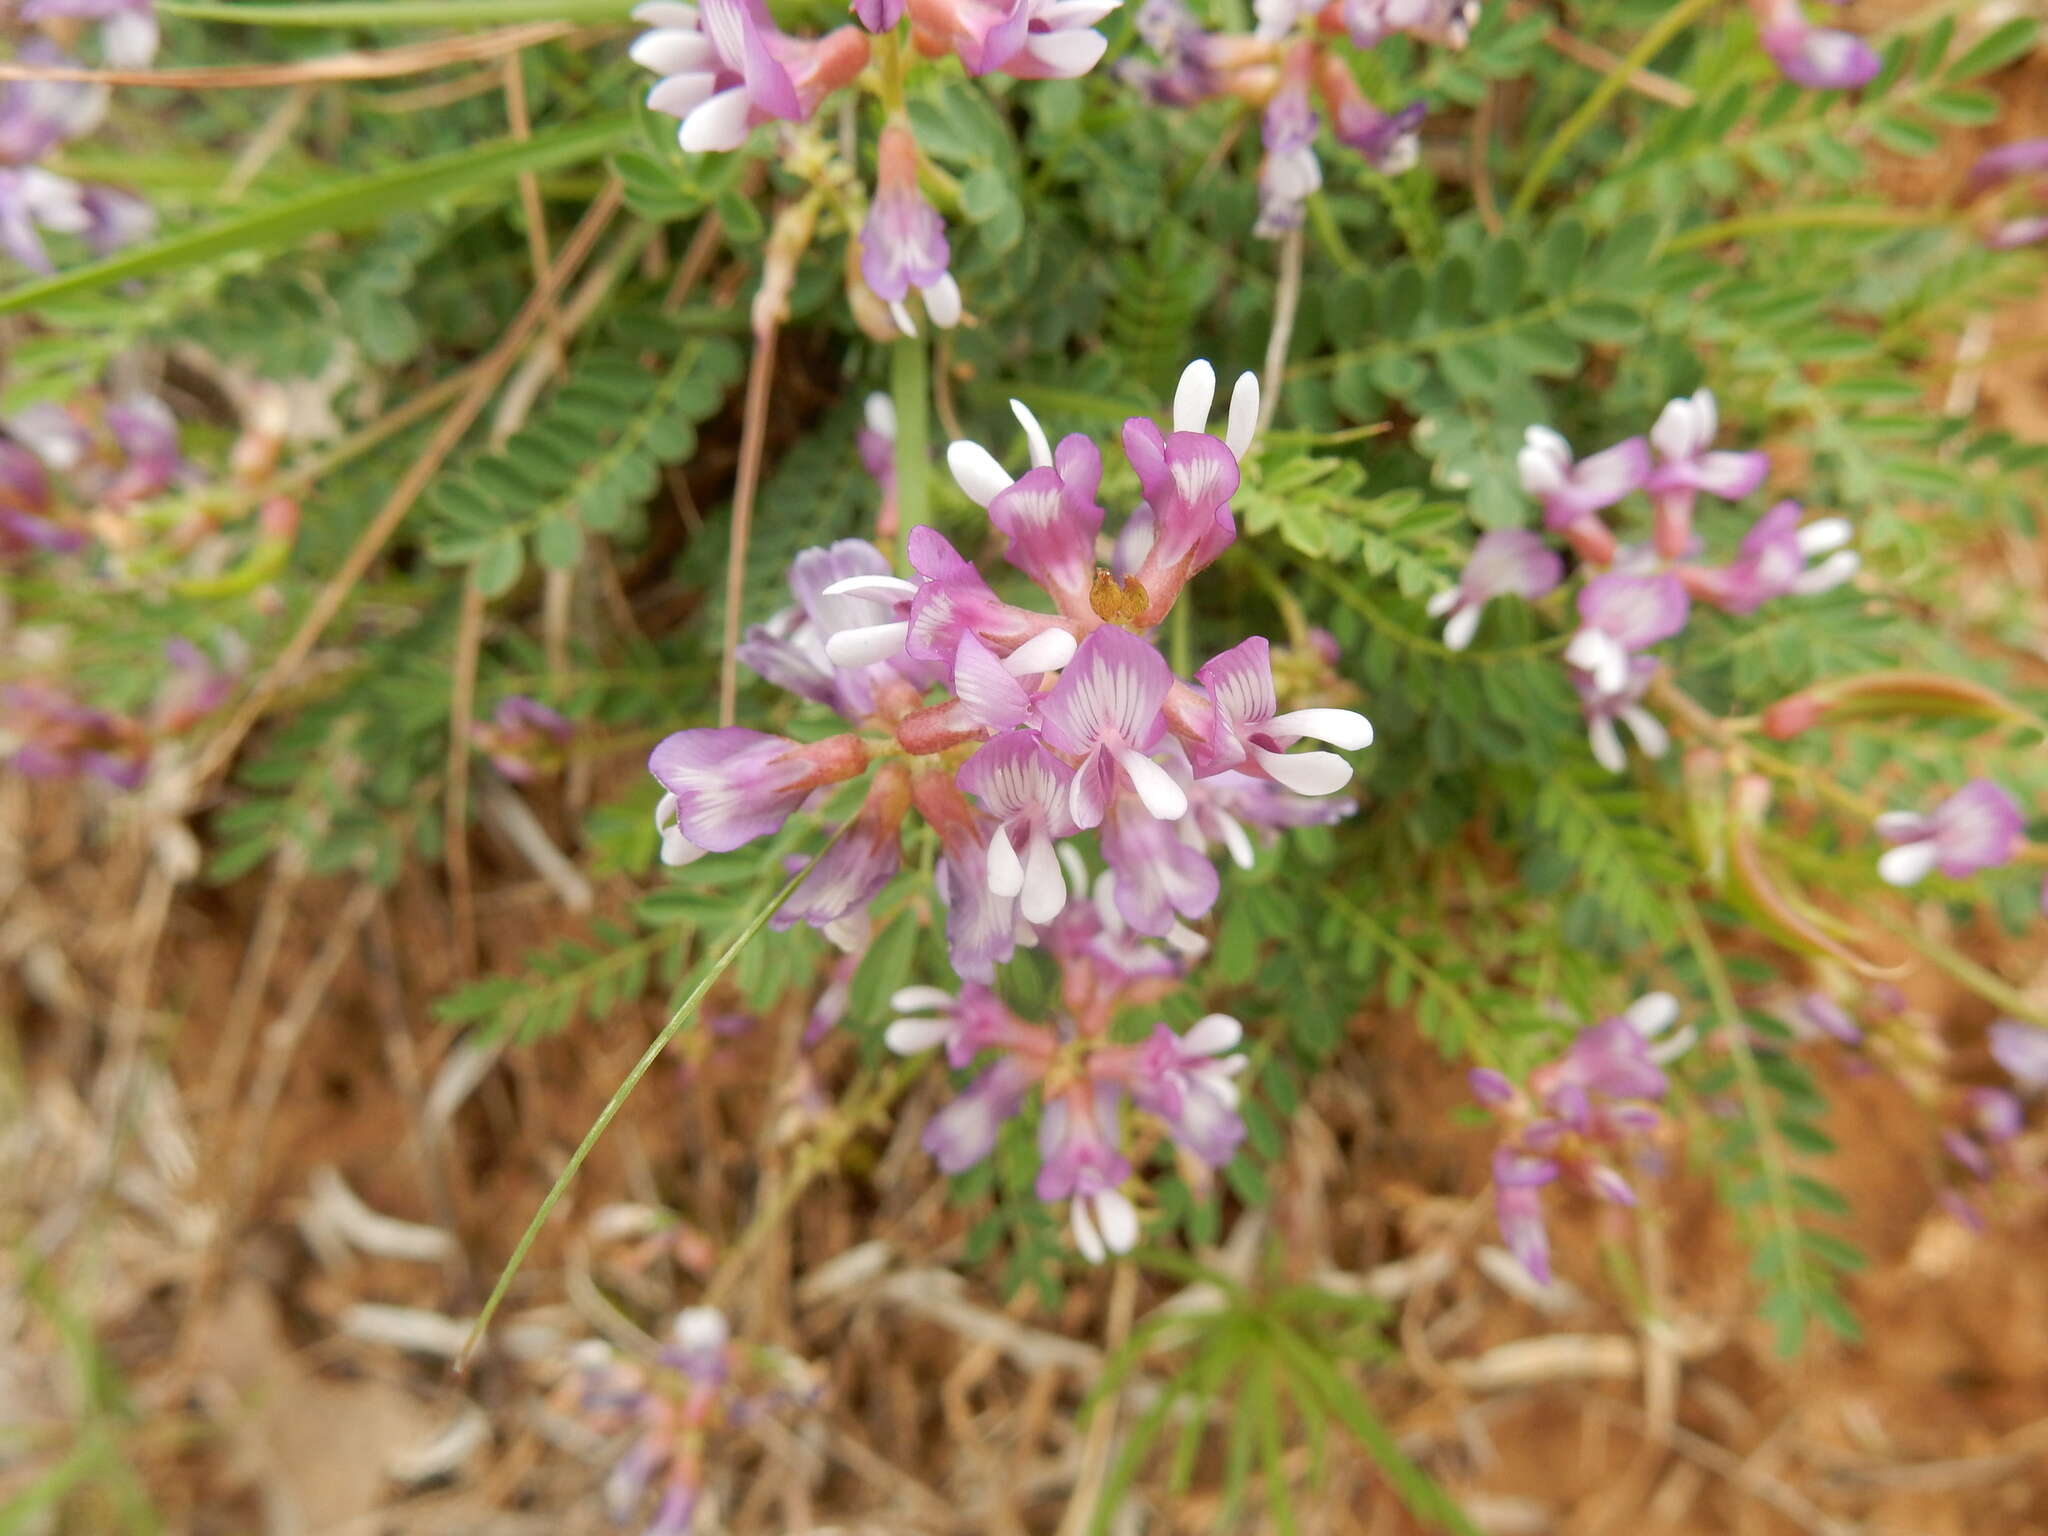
1037;1083;1137;1262
1990;1020;2048;1093
906;0;1121;80
1680;500;1856;616
1643;389;1769;558
1516;425;1649;565
1564;572;1690;696
1426;528;1564;651
985;426;1107;621
1756;0;1880;90
631;0;870;153
957;731;1080;921
1874;780;2024;887
1189;635;1372;793
1037;626;1184;827
646;728;868;852
860;124;959;336
1119;1013;1247;1166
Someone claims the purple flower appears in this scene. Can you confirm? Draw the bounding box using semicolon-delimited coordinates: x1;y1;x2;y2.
1341;0;1478;49
646;728;868;852
1189;635;1372;793
905;0;1121;79
630;0;871;153
153;638;235;735
771;763;909;942
1099;792;1219;936
1253;56;1320;239
1791;992;1863;1046
883;982;1027;1066
1644;389;1770;558
957;731;1079;923
1990;1020;2048;1093
1037;626;1184;828
853;0;905;29
1492;1160;1553;1284
1572;654;1668;774
1121;1013;1247;1166
1426;529;1563;652
1968;139;2048;196
1757;0;1880;90
0;437;83;559
1682;500;1857;616
1121;0;1227;105
0;47;107;165
1516;425;1648;564
985;423;1107;621
738;538;927;721
1037;1083;1137;1262
1564;572;1690;696
659;1306;732;1385
21;0;161;67
1;680;147;788
1970;1086;2025;1145
1330;91;1424;175
861;124;960;336
472;695;571;782
923;1056;1036;1172
1119;360;1256;621
1874;779;2023;887
934;826;1021;981
0;166;92;272
889;525;1069;666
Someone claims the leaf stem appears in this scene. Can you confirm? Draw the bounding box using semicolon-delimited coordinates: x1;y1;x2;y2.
891;328;932;534
455;820;854;1372
1510;0;1720;220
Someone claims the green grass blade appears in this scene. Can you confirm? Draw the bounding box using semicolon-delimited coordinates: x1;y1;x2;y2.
160;0;629;25
0;116;628;316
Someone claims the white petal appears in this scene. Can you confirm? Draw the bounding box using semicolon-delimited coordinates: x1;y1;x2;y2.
1250;745;1352;796
1071;1198;1106;1263
947;440;1013;508
1647;1023;1698;1065
1019;829;1068;924
1213;808;1255;870
1036;0;1120;22
1003;628;1076;676
922;273;962;329
679;87;752;152
655;790;679;832
1618;706;1668;760
890;985;955;1012
1796;517;1851;556
823;621;909;666
661;828;708;867
1877;839;1938;888
884;1017;954;1055
889;300;918;337
1791;551;1858;596
1265;707;1373;750
1588;717;1626;774
1058;841;1090;892
1873;812;1930;840
1183;1013;1243;1054
1026;28;1107;73
1165;922;1209;958
1623;991;1679;1038
631;29;711;74
1225;372;1259;460
1173;359;1216;435
863;391;897;439
1425;587;1461;619
647;69;717;117
672;1305;728;1352
986;824;1025;898
822;573;918;602
1091;1189;1139;1255
1011;399;1053;469
1442;604;1481;652
1113;746;1189;820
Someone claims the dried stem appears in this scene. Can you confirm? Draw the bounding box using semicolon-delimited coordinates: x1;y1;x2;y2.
0;22;580;87
1255;224;1304;441
444;575;488;977
194;180;623;787
719;322;781;728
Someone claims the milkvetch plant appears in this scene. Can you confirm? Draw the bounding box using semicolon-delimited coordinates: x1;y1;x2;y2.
9;0;2048;1528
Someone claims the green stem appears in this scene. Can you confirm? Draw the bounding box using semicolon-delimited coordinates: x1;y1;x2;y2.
455;822;853;1370
1510;0;1720;220
1666;205;1954;252
892;329;931;535
1675;892;1811;1337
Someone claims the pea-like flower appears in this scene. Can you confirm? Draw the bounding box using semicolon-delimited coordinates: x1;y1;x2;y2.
1426;528;1564;651
630;0;871;153
1873;779;2023;888
859;124;960;337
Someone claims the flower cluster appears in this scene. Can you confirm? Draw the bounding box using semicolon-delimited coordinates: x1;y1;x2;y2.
887;882;1249;1260
1469;992;1691;1283
649;358;1372;985
1121;0;1443;236
563;1307;819;1536
1749;0;1879;92
2;391;182;557
1;10;155;272
2;638;233;789
1431;387;1858;773
1965;138;2048;251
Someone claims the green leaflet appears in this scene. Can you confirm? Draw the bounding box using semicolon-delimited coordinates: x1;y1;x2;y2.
0;116;631;315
